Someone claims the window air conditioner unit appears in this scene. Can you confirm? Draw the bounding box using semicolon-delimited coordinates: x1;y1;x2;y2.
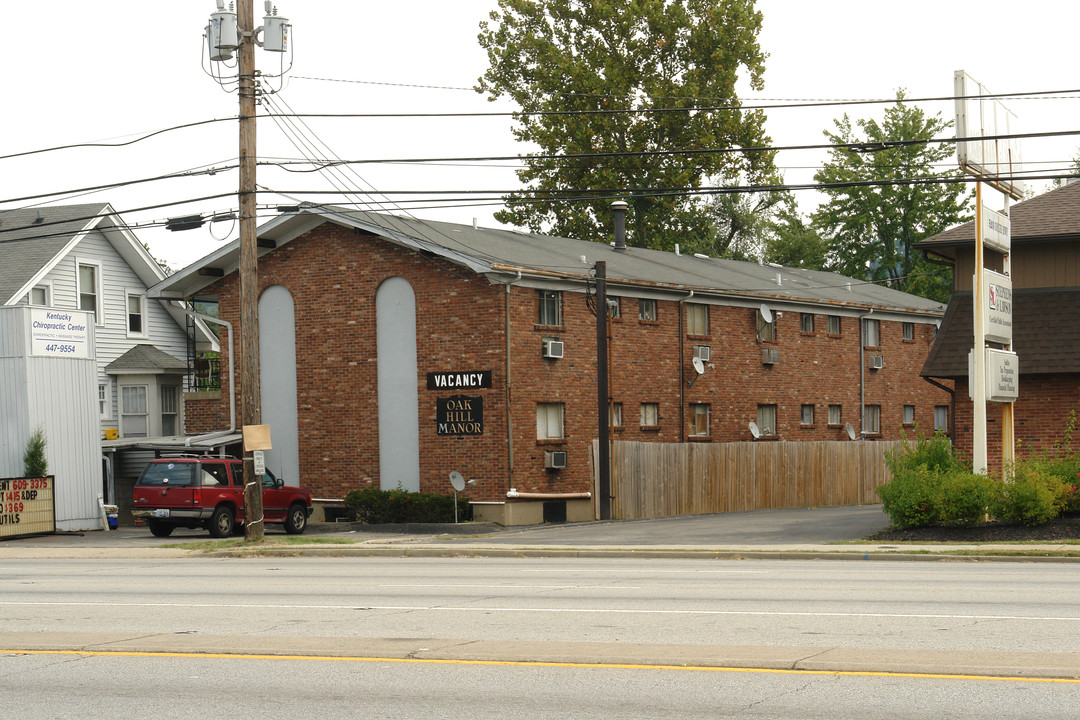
544;450;568;470
543;339;564;359
693;345;711;362
761;348;780;365
868;354;885;370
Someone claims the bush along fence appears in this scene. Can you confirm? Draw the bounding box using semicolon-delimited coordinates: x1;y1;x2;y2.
596;439;904;521
877;431;1080;529
343;486;472;525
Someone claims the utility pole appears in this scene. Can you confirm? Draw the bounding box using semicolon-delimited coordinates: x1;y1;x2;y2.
237;0;264;540
595;260;611;520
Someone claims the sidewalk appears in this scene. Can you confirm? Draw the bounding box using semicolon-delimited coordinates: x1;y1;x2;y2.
4;505;1079;560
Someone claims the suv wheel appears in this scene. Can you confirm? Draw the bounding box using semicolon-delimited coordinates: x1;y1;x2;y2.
147;519;174;538
284;504;308;535
209;506;235;538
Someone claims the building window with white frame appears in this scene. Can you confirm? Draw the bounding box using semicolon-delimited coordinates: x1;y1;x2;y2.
536;402;564;440
121;385;149;438
801;404;815;425
903;405;915;425
610;402;623;429
862;404;881;435
902;322;915;340
127;291;147;336
607;297;621;319
98;382;111;420
29;285;50;306
756;404;777;436
934;405;949;433
537;290;562;326
640;402;659;428
689;403;710;436
828;404;842;425
639;298;657;322
77;262;102;323
800;313;814;333
862;318;880;347
827;315;841;335
686;303;708;336
161;385;179;436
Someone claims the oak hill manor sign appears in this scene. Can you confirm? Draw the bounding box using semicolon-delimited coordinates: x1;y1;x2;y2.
428;372;491;436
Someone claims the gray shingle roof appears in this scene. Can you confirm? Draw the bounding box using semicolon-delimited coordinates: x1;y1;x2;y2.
921;288;1080;378
0;204;109;304
155;205;946;318
105;344;187;373
917;180;1080;250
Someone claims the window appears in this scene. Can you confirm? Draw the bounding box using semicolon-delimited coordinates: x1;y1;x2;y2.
686;303;708;336
689;403;710;436
536;402;564;440
77;262;102;322
610;402;623;428
800;314;814;333
757;309;776;341
120;385;149;438
801;404;815;425
639;298;658;322
902;322;915;340
127;291;147;336
201;462;229;487
607;297;621;319
862;318;880;347
903;405;915;425
98;381;112;420
862;404;881;435
828;404;842;425
161;385;179;436
934;405;949;433
537;290;562;326
29;285;49;306
756;404;777;436
640;402;659;427
828;315;842;335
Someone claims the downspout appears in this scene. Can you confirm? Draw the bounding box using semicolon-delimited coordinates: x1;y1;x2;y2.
179;311;236;445
858;308;873;438
504;271;522;492
678;290;694;442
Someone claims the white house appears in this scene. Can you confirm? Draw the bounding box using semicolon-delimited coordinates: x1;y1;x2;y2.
0;204;219;526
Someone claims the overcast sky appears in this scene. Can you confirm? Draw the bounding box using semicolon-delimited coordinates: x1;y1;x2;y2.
3;1;1077;270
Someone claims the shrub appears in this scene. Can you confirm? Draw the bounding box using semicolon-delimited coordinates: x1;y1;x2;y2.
343;486;471;524
23;426;48;478
989;464;1068;526
936;471;994;527
876;465;945;529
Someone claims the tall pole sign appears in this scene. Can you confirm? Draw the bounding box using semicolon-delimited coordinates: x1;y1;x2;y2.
955;71;1021;475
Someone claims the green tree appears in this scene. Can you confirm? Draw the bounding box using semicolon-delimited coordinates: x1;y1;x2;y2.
477;0;775;251
23;426;47;477
761;201;828;270
812;92;971;302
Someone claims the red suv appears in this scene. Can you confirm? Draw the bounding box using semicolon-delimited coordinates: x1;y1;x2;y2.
132;458;312;538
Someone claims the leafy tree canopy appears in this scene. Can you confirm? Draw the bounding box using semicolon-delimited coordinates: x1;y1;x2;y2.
477;0;775;251
812;92;971;302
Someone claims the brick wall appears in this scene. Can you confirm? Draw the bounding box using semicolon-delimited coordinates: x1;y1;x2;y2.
952;374;1080;468
191;222;950;501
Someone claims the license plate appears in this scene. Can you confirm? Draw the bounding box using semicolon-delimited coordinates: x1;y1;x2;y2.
151;509;170;518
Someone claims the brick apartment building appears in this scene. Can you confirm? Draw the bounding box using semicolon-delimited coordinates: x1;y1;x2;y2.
152;205;949;524
919;179;1080;467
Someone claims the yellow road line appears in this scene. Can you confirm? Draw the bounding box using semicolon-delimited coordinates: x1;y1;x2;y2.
3;649;1078;684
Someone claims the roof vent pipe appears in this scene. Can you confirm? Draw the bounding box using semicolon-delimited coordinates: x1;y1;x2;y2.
611;200;628;253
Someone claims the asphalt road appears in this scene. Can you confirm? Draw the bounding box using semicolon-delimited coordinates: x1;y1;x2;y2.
2;554;1079;718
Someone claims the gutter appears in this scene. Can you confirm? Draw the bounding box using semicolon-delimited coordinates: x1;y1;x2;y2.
507;490;592;500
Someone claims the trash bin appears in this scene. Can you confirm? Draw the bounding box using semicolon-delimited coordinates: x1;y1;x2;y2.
104;505;119;530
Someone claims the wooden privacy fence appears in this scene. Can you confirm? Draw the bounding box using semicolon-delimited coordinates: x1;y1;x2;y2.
593;439;904;520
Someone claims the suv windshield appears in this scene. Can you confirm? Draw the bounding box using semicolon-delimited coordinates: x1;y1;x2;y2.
137;462;196;487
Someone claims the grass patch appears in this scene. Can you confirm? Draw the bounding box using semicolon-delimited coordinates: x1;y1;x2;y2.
160;536;364;552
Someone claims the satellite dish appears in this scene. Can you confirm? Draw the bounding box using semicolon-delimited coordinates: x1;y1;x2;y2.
692;356;705;375
749;421;761;439
845;422;857;441
449;471;465;492
759;303;773;324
